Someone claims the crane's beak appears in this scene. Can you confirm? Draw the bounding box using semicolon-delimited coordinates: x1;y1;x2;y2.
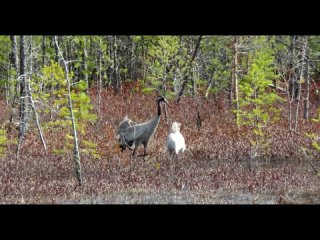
164;99;169;106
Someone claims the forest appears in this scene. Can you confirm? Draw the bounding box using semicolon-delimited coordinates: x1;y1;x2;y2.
0;35;320;204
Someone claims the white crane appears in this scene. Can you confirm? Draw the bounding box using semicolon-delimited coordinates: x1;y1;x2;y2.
166;122;186;156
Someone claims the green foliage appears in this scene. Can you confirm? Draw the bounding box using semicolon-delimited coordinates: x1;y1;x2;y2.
236;37;283;128
142;87;156;95
0;36;12;95
0;36;11;65
51;79;97;157
0;129;8;158
305;133;320;152
143;36;182;96
200;36;232;97
307;36;320;75
306;108;320;153
69;80;97;134
311;109;320;123
235;36;283;157
32;60;67;111
31;61;98;158
52;148;66;155
82;140;99;159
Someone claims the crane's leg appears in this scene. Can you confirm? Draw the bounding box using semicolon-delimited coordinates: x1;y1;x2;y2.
143;147;147;161
132;148;136;156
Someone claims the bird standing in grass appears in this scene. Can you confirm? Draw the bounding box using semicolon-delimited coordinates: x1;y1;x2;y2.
167;122;186;156
118;96;168;160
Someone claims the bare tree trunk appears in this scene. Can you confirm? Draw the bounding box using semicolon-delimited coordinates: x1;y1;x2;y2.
112;36;120;93
141;36;146;82
289;72;296;132
130;36;135;80
16;35;27;159
10;36;19;73
55;36;82;186
124;36;130;80
82;37;89;95
25;36;47;151
274;36;283;70
64;38;71;72
254;89;259;126
232;37;240;127
229;74;234;107
5;74;9;105
177;35;202;103
25;36;34;130
205;76;214;98
27;81;47;150
97;38;102;116
191;70;197;97
49;37;60;120
9;35;19;123
42;36;46;67
294;36;308;131
27;56;47;150
287;36;297;132
289;36;298;99
288;83;293;132
51;36;59;62
106;37;112;88
303;57;310;119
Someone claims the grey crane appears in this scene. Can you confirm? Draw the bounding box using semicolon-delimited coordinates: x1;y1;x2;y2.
118;96;168;160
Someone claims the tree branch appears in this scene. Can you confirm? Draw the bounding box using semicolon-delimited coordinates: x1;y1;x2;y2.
176;35;202;103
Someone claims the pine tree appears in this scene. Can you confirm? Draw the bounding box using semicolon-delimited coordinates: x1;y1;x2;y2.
235;36;283;162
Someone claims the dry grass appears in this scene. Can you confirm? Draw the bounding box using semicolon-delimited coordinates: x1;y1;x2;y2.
1;84;320;204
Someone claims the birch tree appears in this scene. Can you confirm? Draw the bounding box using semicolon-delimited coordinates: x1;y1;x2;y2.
55;36;82;186
16;35;27;159
232;36;239;126
294;36;308;131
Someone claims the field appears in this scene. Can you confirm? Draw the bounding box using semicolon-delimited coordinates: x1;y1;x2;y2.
1;84;320;204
